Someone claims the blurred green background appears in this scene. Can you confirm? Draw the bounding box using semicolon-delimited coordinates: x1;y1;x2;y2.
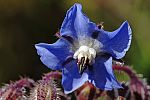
0;0;150;84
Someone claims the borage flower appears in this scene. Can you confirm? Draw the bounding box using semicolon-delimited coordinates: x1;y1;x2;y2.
35;3;132;94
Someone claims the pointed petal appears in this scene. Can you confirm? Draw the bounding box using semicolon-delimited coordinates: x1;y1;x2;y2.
88;56;122;90
98;21;132;59
35;38;72;70
62;60;88;94
60;3;97;39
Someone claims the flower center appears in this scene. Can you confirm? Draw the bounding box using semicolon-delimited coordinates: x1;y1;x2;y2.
73;45;96;64
73;45;96;74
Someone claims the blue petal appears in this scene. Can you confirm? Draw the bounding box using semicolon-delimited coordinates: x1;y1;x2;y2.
62;60;88;94
98;21;132;59
60;3;97;39
35;38;72;70
88;56;122;90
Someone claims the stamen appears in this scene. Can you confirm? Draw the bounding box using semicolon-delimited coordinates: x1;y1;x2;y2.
73;46;97;74
77;57;90;75
78;57;86;74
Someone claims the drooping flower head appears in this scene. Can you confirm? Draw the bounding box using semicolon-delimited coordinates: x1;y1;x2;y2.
35;3;132;94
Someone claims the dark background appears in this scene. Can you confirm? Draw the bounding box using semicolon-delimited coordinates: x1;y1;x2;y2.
0;0;150;84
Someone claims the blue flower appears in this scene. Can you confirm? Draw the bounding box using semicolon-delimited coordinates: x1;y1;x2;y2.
35;3;132;94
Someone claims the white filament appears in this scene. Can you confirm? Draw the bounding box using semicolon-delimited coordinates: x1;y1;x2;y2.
73;45;96;64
